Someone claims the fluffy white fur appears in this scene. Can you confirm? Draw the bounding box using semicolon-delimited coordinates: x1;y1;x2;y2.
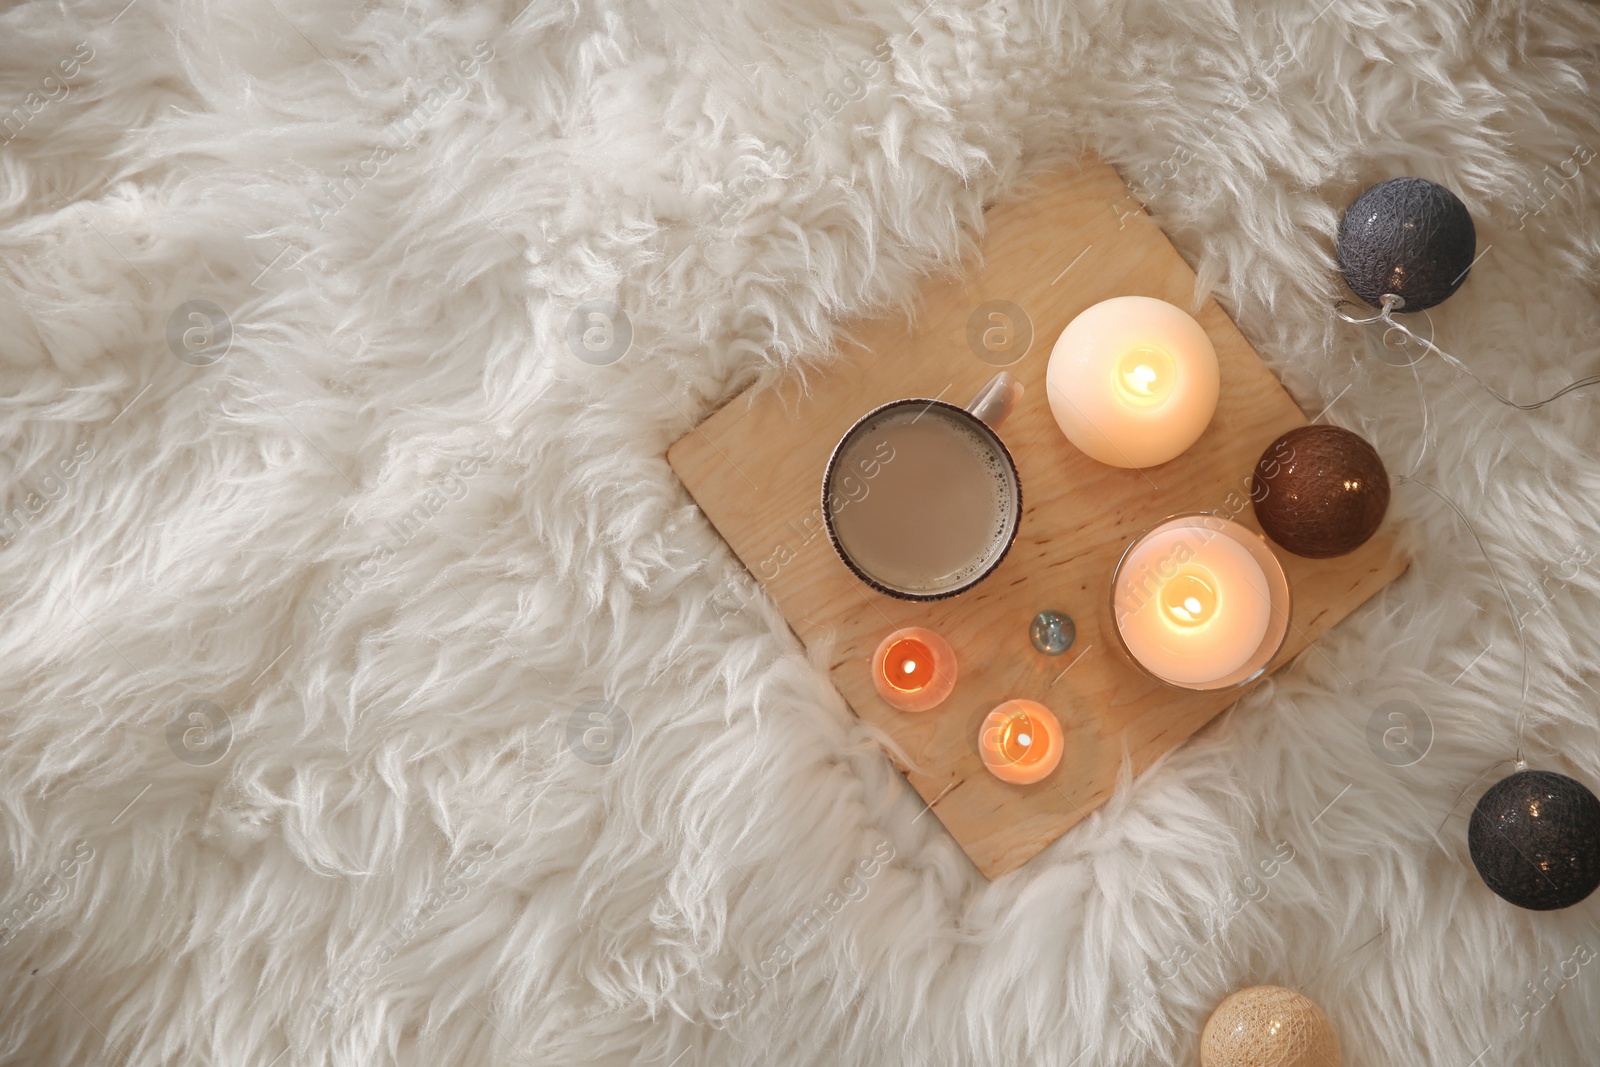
0;0;1597;1063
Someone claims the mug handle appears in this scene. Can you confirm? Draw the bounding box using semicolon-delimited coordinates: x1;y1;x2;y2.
966;371;1024;429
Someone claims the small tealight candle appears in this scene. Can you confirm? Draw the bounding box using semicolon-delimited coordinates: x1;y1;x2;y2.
1046;296;1220;468
1112;515;1290;690
979;700;1063;784
871;627;957;712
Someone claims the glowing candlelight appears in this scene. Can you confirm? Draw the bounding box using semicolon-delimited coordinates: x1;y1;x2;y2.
979;699;1063;784
871;627;957;712
1046;296;1220;468
1112;515;1291;690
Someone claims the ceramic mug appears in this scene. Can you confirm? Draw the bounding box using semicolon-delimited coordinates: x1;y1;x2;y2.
821;373;1024;601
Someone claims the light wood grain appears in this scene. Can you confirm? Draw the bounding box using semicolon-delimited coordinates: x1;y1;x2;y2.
667;161;1409;880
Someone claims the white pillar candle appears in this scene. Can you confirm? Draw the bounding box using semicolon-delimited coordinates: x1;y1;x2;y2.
1046;296;1220;469
1112;516;1289;689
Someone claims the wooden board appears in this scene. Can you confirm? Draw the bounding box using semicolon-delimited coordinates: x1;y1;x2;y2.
668;161;1408;880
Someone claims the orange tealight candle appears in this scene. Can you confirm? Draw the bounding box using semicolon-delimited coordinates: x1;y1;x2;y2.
871;627;957;712
979;699;1063;785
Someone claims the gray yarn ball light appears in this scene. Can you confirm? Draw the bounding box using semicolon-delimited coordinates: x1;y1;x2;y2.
1468;769;1600;911
1336;177;1476;312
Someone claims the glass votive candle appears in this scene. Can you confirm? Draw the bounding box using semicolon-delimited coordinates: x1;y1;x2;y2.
871;627;957;712
1111;514;1291;691
979;699;1063;784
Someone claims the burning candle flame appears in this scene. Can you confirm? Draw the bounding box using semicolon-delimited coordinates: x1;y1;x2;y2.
996;710;1043;766
882;638;935;692
1161;569;1218;628
1113;345;1176;406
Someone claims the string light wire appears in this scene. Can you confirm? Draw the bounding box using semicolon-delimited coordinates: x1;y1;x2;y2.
1339;309;1540;832
1336;293;1600;410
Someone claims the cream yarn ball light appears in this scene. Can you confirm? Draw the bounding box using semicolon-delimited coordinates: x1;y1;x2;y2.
1200;986;1340;1067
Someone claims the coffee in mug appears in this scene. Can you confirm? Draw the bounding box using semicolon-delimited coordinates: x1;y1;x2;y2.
823;373;1023;600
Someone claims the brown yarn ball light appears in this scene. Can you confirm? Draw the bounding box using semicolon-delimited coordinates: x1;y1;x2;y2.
1201;985;1341;1067
1252;425;1389;559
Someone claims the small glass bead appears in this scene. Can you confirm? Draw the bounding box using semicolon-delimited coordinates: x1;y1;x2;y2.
1029;610;1076;656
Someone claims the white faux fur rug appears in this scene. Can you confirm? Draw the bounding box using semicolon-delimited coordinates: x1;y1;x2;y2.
1;0;1598;1063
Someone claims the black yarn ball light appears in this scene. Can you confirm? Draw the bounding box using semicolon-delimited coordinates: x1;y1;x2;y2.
1468;770;1600;911
1336;177;1476;312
